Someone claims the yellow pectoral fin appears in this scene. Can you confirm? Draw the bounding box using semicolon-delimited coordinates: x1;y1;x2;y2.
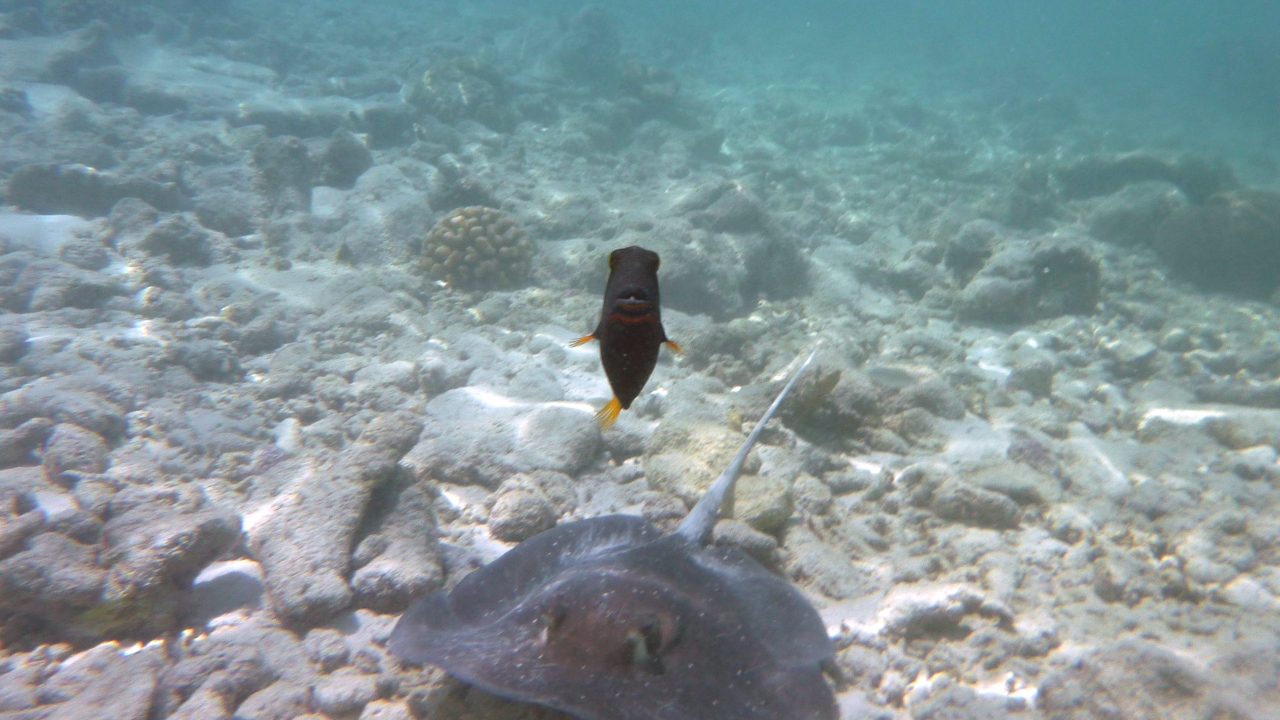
595;397;623;430
569;334;596;348
664;340;683;354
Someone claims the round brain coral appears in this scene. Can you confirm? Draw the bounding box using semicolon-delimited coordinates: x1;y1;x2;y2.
421;206;534;289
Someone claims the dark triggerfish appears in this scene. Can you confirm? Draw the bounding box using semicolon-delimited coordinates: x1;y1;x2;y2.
571;246;680;429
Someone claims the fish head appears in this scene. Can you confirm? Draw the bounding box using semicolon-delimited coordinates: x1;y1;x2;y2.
608;245;661;273
605;246;662;319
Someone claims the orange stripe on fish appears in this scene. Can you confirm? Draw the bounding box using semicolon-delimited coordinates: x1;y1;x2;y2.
595;397;622;430
606;313;656;324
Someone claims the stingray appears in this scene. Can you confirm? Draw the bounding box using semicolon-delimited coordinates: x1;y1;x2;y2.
389;348;836;720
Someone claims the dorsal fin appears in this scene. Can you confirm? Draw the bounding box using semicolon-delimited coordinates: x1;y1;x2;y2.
675;346;818;545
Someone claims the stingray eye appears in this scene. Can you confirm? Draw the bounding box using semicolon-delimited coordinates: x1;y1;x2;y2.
626;619;666;675
641;620;662;656
539;606;568;643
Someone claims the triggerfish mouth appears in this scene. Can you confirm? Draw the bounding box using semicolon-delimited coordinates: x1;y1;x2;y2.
571;246;680;429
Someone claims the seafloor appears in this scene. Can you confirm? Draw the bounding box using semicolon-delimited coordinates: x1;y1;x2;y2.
1;1;1279;719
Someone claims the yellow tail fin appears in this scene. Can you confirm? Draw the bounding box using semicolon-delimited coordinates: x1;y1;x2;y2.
569;334;596;348
595;397;622;430
664;340;683;354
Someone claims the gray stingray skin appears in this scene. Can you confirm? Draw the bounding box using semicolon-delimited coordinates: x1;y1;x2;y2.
390;349;835;720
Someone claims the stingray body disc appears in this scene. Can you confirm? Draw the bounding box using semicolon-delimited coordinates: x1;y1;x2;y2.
390;515;836;720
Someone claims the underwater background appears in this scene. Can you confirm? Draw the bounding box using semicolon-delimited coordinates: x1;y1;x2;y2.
0;0;1279;718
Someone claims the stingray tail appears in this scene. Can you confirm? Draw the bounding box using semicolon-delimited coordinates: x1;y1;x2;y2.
675;345;819;545
595;397;623;430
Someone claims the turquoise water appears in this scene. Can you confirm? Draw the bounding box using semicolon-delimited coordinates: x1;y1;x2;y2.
0;2;1279;719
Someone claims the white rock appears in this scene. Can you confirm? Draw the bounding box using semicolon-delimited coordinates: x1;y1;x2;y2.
189;559;264;621
1222;576;1278;612
0;213;95;256
360;700;413;720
